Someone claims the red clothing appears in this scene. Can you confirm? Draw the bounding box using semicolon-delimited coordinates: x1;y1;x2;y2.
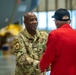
39;24;76;75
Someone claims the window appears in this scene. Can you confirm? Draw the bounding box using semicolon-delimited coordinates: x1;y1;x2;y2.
48;11;56;30
34;11;56;30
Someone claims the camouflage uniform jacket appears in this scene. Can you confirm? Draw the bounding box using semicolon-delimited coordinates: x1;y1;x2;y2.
12;29;48;75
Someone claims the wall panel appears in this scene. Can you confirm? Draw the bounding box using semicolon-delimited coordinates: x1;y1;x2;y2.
33;0;76;12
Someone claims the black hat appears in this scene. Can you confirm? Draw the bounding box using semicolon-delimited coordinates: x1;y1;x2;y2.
52;8;70;21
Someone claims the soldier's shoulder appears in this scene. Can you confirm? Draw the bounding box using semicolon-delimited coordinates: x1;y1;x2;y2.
12;31;24;51
39;30;48;36
12;29;25;43
14;29;25;38
18;29;25;35
12;36;20;50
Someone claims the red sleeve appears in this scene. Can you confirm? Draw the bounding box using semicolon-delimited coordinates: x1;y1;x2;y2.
39;33;56;72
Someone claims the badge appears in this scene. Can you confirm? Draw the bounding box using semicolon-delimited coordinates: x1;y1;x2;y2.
12;38;20;50
12;38;18;45
13;42;20;50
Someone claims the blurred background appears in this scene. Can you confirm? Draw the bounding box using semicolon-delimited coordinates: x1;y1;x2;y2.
0;0;76;75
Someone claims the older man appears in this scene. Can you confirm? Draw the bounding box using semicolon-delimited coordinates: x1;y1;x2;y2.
39;8;76;75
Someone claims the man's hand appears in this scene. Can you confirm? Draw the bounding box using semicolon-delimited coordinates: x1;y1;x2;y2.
45;64;51;71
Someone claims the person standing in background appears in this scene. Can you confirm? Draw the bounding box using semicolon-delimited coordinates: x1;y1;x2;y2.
0;32;15;75
1;32;13;56
12;12;48;75
39;8;76;75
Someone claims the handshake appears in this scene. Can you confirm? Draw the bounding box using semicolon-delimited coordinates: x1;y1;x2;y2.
34;60;51;75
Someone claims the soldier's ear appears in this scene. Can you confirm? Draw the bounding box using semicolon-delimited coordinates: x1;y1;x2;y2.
24;19;27;24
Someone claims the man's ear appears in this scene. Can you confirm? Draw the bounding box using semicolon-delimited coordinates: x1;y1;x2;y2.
55;20;60;28
56;21;58;27
24;19;27;24
69;20;71;24
55;20;58;25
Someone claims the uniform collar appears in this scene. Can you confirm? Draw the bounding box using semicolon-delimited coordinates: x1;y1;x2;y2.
24;29;40;41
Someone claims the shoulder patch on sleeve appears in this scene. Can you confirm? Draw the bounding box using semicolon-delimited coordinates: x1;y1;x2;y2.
13;42;20;50
12;38;20;50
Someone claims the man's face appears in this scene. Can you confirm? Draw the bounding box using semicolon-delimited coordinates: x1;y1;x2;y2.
24;13;38;32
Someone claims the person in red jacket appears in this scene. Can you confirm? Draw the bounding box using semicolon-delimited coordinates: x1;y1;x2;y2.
39;8;76;75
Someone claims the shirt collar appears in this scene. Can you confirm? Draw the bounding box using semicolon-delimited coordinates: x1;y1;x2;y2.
60;24;72;28
24;29;40;40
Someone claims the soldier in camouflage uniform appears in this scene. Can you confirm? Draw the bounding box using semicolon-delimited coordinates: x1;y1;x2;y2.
12;12;48;75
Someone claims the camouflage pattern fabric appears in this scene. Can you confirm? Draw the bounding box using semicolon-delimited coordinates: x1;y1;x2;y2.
12;29;48;75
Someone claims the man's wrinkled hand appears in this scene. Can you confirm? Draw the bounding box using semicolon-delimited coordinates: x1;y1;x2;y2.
46;64;51;71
